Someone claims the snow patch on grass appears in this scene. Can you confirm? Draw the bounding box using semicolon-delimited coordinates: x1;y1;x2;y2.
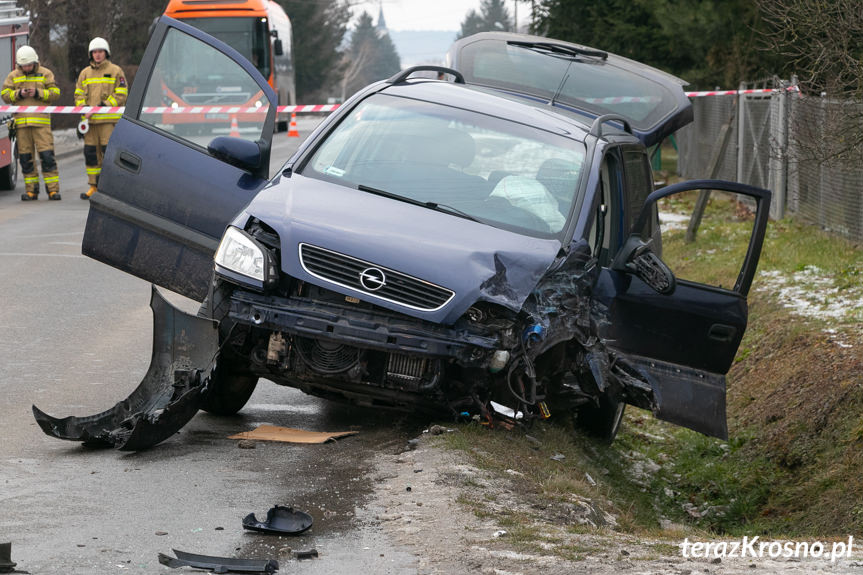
756;266;862;346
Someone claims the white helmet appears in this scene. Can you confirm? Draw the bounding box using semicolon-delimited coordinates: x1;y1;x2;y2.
16;45;38;66
88;37;110;58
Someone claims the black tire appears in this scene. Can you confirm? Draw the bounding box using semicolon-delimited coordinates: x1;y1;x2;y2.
201;363;259;415
199;279;259;415
575;392;626;443
0;140;18;191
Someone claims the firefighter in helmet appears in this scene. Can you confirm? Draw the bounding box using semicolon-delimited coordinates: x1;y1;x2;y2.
75;37;127;200
0;45;62;201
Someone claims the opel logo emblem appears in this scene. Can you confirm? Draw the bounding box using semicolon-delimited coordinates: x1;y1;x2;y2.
360;267;387;291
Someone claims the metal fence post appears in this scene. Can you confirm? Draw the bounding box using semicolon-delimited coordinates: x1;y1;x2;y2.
775;79;787;219
736;82;746;183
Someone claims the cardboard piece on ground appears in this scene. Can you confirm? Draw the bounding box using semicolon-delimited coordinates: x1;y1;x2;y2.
228;424;358;444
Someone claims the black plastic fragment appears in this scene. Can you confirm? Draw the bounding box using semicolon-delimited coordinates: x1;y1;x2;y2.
31;286;219;451
0;542;16;573
158;548;278;574
242;505;313;535
293;549;318;560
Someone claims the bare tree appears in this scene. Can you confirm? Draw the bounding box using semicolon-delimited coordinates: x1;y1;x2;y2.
757;0;863;163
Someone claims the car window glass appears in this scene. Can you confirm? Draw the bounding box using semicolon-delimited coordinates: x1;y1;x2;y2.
456;38;677;129
657;189;758;292
622;150;653;237
589;152;619;264
302;94;586;237
138;27;269;147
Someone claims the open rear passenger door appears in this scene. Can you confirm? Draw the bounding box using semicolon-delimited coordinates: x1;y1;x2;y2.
82;16;277;301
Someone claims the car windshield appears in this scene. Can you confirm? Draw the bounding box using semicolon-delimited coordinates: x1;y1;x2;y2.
302;94;586;237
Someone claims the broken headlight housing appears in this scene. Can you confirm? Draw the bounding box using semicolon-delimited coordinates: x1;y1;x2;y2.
214;226;277;290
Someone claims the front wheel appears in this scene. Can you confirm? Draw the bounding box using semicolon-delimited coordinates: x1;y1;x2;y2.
574;392;625;443
202;361;259;415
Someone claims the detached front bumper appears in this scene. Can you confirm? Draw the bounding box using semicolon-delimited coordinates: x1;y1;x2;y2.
227;290;499;362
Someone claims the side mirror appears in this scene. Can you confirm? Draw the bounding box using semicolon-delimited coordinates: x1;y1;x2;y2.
274;39;284;57
612;236;676;295
207;136;262;172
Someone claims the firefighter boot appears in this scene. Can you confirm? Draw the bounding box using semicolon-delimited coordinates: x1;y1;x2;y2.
80;186;96;200
48;191;61;200
21;191;38;201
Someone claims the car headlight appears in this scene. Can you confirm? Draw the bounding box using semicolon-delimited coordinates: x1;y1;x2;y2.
215;226;270;283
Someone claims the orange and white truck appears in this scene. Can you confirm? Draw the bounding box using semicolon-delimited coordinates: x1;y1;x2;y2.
0;1;28;189
162;0;295;130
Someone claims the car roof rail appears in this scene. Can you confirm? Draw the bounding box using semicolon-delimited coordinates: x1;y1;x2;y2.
387;66;465;85
589;114;633;138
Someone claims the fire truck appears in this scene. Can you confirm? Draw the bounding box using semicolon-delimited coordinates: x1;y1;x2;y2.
162;0;296;131
0;1;28;190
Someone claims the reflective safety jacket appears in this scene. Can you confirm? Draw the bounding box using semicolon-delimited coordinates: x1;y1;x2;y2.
75;59;128;124
0;65;61;127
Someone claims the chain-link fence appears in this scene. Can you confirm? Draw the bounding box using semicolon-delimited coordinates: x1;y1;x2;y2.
677;79;863;243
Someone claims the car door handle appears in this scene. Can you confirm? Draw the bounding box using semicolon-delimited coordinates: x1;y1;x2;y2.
708;323;737;343
115;150;141;174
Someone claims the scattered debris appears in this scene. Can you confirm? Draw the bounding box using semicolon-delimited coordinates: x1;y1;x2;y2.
159;548;278;574
228;424;358;444
242;505;313;535
0;542;16;573
524;435;541;450
493;530;507;538
584;472;596;486
292;549;318;560
237;440;257;449
155;531;168;536
550;453;566;462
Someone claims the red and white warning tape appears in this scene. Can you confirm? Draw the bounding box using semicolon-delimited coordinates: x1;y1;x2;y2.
0;104;341;115
0;88;799;115
685;87;799;98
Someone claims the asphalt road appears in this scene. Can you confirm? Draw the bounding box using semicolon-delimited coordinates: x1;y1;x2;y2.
0;123;425;574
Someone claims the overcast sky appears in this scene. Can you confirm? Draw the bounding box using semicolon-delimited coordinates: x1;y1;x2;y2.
349;0;485;31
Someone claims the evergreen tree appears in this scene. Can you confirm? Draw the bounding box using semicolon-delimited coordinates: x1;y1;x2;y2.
342;12;401;99
458;0;513;39
280;0;352;103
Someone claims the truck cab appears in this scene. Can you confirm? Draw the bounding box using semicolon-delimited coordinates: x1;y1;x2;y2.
163;0;295;130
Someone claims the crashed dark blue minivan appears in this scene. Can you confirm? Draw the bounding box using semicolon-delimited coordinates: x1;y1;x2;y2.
33;22;770;450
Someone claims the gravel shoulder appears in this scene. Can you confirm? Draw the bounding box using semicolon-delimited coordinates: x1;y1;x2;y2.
365;434;863;575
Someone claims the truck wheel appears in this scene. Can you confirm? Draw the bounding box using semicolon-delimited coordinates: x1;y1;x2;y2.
0;141;18;191
201;363;258;415
574;392;625;443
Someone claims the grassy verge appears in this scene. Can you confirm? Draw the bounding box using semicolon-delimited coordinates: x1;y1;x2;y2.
433;208;863;541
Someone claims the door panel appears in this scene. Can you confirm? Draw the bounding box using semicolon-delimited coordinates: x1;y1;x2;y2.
595;180;771;438
82;16;276;302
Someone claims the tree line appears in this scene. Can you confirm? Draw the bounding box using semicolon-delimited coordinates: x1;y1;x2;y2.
19;1;861;116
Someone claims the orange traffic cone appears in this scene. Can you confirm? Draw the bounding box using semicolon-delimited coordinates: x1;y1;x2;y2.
229;115;240;137
287;112;299;138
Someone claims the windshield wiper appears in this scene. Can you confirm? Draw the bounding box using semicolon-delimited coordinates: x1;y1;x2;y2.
357;185;481;223
508;40;608;61
424;202;481;223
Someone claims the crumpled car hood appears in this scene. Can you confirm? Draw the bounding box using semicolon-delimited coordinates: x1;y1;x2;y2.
244;174;563;324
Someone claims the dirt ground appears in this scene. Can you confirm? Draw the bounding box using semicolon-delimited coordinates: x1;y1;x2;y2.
364;435;863;575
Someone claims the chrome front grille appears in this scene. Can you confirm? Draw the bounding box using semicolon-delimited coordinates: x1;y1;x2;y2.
299;244;454;311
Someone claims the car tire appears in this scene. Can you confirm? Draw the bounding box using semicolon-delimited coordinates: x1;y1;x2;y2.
199;279;259;415
574;392;625;443
201;363;259;415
